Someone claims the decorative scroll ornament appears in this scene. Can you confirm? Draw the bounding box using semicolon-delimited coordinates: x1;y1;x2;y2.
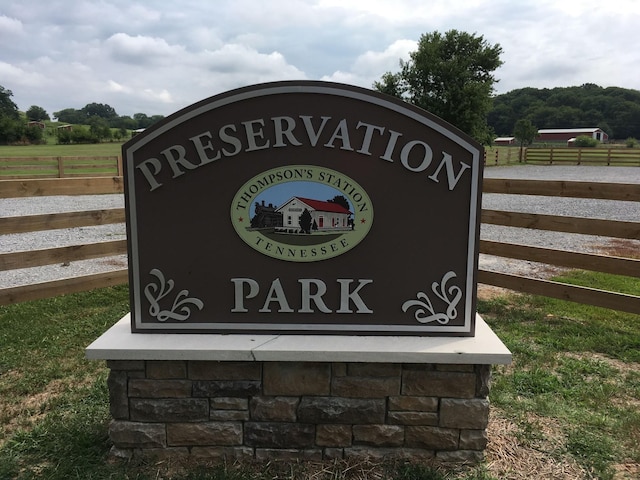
144;269;204;322
402;271;463;324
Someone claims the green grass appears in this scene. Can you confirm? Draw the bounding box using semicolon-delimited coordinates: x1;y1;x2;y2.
0;270;638;479
0;142;122;157
480;271;640;479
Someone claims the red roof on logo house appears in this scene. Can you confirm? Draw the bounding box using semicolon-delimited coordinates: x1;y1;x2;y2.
294;197;352;214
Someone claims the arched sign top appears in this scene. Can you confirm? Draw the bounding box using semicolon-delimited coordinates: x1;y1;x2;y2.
123;81;483;336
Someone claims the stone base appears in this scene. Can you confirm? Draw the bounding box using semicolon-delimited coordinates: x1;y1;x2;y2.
89;314;510;462
105;359;491;462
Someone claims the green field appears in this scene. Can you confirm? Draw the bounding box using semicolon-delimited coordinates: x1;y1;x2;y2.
0;142;123;157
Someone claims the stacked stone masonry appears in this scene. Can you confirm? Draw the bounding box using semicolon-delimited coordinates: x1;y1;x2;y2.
107;360;492;463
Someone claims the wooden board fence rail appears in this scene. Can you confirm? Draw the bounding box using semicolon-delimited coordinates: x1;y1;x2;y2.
0;209;126;235
483;178;640;201
477;270;640;315
0;270;129;306
481;209;640;239
479;240;640;278
0;176;638;312
525;147;640;166
0;240;127;271
0;176;124;198
0;156;123;179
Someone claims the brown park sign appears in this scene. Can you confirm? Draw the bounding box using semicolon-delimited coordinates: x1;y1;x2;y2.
123;81;484;336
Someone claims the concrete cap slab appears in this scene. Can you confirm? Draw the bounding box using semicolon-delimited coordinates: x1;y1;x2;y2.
86;313;511;364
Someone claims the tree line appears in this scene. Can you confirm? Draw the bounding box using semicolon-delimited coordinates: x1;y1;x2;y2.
0;85;165;145
488;84;640;141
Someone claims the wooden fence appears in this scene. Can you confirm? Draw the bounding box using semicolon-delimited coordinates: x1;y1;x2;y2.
1;150;636;180
0;156;123;179
526;147;640;165
1;176;639;314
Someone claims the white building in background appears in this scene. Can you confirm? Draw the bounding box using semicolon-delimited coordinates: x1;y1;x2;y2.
276;197;352;231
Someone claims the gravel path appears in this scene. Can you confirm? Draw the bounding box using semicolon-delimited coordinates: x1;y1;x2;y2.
1;166;638;288
480;165;639;278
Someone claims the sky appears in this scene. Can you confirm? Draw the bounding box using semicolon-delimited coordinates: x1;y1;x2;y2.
1;0;639;119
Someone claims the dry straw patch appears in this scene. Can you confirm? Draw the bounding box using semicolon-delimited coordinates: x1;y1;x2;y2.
485;409;587;480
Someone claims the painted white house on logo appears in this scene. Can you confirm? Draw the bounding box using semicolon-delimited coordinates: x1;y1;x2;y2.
277;197;352;231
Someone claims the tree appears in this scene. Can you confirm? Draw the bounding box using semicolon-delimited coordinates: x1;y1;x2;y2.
133;113;152;128
88;116;112;142
487;85;640;140
0;85;19;120
82;102;117;120
374;30;503;143
0;85;43;144
327;195;350;211
26;105;50;122
299;208;312;234
513;119;537;162
53;108;85;124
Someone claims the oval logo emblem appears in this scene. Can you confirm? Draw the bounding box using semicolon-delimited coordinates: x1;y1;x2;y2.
231;165;373;262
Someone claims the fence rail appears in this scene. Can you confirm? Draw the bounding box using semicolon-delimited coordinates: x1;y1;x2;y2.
1;176;639;314
1;150;635;180
0;156;123;179
525;147;640;165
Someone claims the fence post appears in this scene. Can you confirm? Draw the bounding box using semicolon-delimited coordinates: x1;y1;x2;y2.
549;148;554;165
495;149;499;165
57;157;65;178
117;156;124;177
577;148;582;165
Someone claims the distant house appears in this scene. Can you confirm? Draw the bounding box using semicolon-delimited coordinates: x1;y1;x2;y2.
276;197;352;231
537;128;609;143
57;124;72;131
494;136;516;145
27;121;45;129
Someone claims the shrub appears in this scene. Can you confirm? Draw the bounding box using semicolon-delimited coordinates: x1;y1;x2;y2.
573;135;598;147
71;126;99;144
625;137;638;148
57;128;72;144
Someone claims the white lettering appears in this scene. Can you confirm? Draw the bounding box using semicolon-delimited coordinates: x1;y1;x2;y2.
136;158;163;191
189;131;221;165
259;278;294;312
230;278;374;314
299;279;332;313
380;129;402;162
400;140;433;173
161;145;199;178
300;115;331;146
242;119;270;152
337;279;374;313
219;124;242;156
427;152;471;190
356;121;385;155
324;119;354;151
231;278;259;312
273;116;302;147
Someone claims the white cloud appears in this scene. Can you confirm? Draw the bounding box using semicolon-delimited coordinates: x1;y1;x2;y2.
1;0;639;118
0;14;23;37
323;39;416;88
107;80;132;94
105;33;186;65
